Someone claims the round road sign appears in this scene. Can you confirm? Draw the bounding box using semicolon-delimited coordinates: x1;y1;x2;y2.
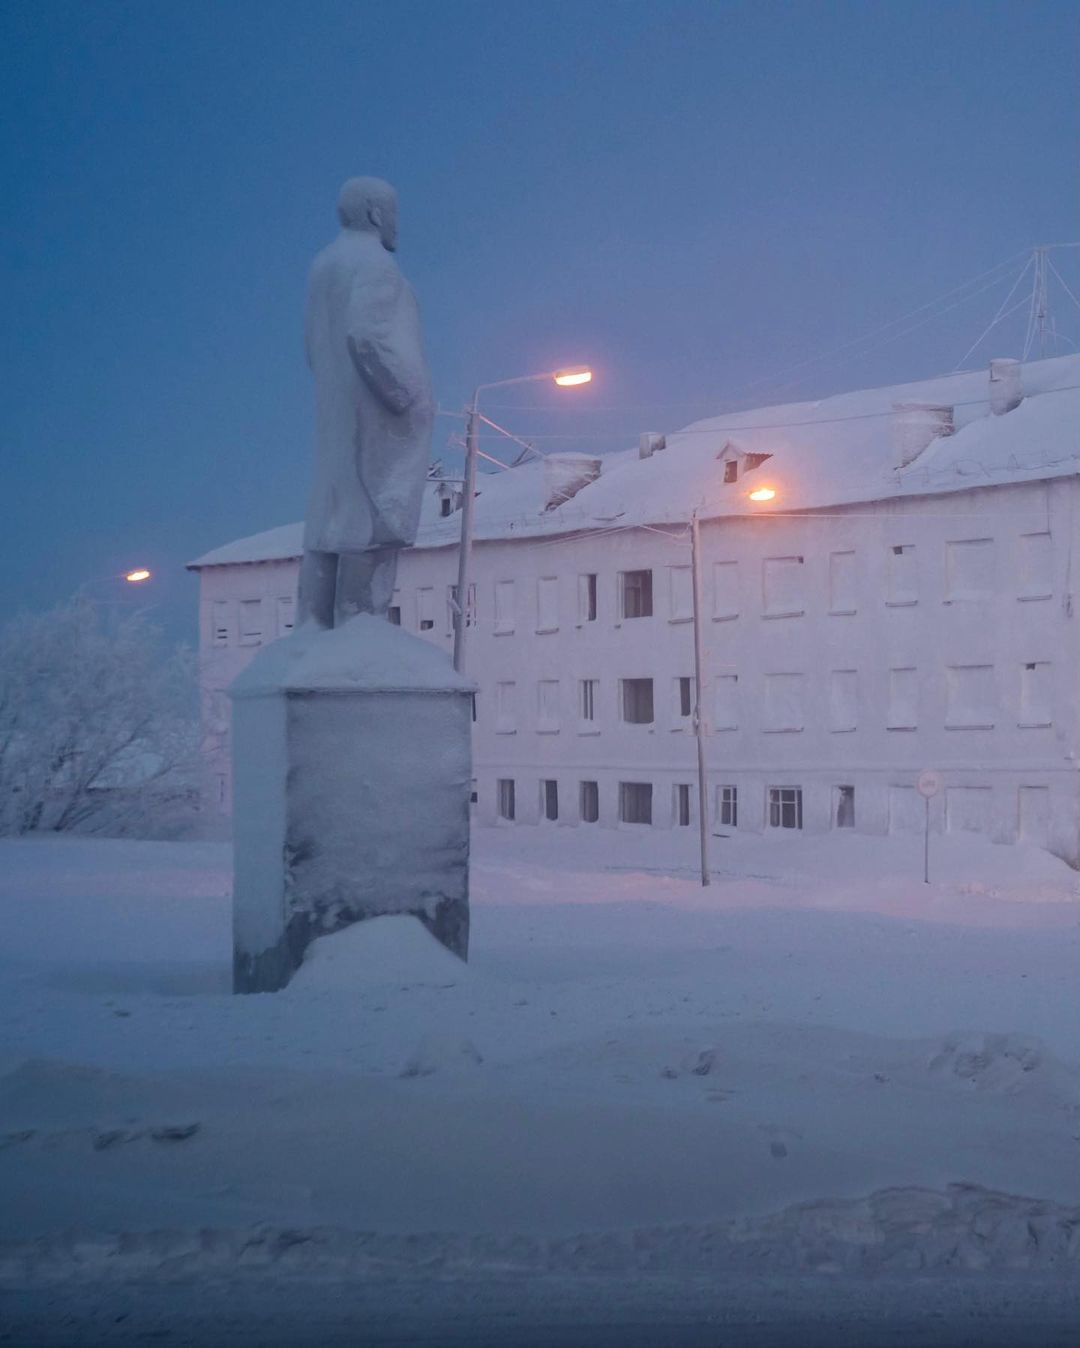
916;770;942;799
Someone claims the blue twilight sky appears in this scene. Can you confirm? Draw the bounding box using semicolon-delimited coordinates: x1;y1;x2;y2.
2;0;1077;639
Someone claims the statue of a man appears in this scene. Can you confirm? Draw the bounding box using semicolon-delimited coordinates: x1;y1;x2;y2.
299;177;434;627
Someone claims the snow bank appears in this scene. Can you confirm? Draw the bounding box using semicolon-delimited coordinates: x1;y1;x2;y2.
289;915;471;991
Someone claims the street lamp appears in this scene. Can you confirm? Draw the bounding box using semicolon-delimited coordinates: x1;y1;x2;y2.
452;366;592;673
748;487;776;502
124;568;152;583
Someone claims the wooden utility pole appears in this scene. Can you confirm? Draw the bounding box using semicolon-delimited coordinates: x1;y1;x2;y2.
690;512;710;886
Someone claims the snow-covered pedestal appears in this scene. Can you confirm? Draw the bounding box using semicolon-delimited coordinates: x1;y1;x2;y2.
229;615;473;993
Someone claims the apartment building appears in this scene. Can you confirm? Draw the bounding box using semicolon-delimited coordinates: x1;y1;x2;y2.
189;353;1080;862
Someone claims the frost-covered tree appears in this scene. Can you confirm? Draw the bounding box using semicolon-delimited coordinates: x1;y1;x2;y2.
0;598;198;836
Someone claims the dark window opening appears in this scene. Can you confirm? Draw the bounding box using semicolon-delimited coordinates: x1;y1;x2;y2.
619;781;653;825
621;678;654;724
542;779;559;821
723;460;739;483
676;783;691;826
769;786;803;830
387;606;401;626
582;573;597;622
580;780;599;823
621;570;653;619
836;785;855;829
497;778;516;821
678;676;692;718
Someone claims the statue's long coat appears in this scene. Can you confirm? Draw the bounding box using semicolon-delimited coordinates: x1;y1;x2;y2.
303;230;433;555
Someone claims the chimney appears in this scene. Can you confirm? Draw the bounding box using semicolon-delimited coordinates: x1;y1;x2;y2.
891;402;954;470
639;432;666;460
544;453;602;511
989;358;1023;416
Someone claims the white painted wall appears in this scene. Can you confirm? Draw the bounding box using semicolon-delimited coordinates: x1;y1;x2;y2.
194;475;1080;863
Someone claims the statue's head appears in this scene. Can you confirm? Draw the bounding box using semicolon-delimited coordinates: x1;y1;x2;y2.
337;177;398;252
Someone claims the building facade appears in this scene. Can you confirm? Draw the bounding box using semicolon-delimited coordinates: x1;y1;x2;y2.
189;355;1080;863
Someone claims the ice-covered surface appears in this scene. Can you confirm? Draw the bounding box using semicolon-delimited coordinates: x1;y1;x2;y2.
229;611;473;695
2;826;1080;1334
188;353;1080;569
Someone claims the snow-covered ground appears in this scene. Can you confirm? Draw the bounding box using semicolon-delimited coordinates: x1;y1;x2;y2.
3;826;1080;1344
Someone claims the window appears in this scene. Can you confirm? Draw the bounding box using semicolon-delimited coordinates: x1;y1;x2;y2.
578;573;597;623
470;778;478;805
763;673;805;732
276;596;295;636
674;676;693;722
537;576;559;632
620;569;653;619
946;786;991;836
887;667;918;730
945;664;996;729
887;544;917;605
829;670;858;732
835;785;855;829
769;787;803;830
239;599;263;646
1018;532;1052;601
829;550;857;614
619;781;653;825
211;600;229;647
497;778;516;821
541;779;559;822
717;785;738;828
537;679;560;732
713;673;738;730
580;780;599;823
440;496;453;517
723;459;739;484
387;605;402;626
579;678;598;724
675;783;692;827
494;580;515;634
470;692;477;723
417;587;435;631
712;561;739;620
945;539;993;602
763;556;805;617
447;583;475;631
1020;661;1052;727
621;677;654;724
668;566;692;622
495;681;517;734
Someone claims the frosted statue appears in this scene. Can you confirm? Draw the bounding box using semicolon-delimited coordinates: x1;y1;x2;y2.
229;178;472;994
300;176;434;626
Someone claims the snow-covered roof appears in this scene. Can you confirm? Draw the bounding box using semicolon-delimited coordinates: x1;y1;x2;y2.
188;354;1080;569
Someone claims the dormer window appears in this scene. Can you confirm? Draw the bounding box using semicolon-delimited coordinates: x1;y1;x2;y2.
718;441;771;484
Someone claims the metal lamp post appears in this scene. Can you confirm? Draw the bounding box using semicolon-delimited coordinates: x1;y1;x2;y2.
451;367;591;674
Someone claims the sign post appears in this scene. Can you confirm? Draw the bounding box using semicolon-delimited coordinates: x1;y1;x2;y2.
916;770;942;885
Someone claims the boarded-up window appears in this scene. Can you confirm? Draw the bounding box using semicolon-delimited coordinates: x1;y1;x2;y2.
1020;661;1052;727
211;600;229;646
763;673;804;732
945;664;996;728
946;786;991;835
887;544;917;605
763;556;805;617
712;561;739;620
829;670;858;732
829;550;857;613
713;674;738;730
619;781;653;824
537;577;559;632
946;539;993;602
1019;786;1050;845
621;678;654;724
495;680;517;733
888;786;922;834
417;587;435;631
580;780;599;823
669;566;693;621
239;600;262;646
537;679;560;732
887;667;918;729
1018;532;1053;600
276;596;295;636
494;580;515;634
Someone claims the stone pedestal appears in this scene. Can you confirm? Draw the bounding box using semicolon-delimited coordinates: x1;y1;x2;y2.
229;614;474;993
